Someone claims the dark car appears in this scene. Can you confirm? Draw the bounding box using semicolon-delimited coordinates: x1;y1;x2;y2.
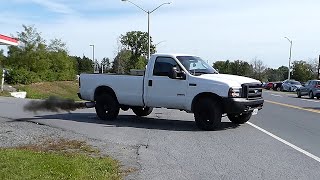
297;80;320;99
272;82;283;91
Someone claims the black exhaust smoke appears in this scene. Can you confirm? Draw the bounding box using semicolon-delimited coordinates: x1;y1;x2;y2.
23;96;92;113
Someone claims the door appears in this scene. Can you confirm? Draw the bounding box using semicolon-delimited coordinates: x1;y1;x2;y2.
301;81;310;95
145;56;188;109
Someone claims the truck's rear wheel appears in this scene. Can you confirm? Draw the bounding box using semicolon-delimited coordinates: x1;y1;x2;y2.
132;107;153;117
227;113;252;124
95;94;120;120
194;98;222;130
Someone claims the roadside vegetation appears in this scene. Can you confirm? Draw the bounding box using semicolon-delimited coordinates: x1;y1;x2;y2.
0;90;11;97
0;139;121;180
15;81;80;101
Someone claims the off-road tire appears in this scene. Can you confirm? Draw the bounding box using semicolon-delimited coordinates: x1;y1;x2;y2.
95;94;120;120
227;113;252;124
194;98;222;131
132;107;153;117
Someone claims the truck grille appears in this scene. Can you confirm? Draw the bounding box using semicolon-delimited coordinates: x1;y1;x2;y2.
241;83;263;99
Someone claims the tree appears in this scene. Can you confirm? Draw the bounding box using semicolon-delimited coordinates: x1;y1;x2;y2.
251;58;266;81
4;25;77;84
213;60;231;74
120;31;156;58
47;39;75;81
264;68;280;82
277;66;289;81
111;49;131;74
291;60;314;82
213;60;253;77
230;60;253;77
308;58;319;79
48;38;68;53
101;57;110;73
0;49;5;68
73;55;94;74
119;31;156;73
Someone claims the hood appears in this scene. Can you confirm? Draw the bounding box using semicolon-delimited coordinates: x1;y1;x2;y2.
199;74;261;87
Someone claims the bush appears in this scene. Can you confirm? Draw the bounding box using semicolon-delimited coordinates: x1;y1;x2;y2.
5;68;41;85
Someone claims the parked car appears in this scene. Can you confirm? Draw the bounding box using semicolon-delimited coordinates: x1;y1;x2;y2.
264;82;274;90
297;80;320;99
272;82;283;91
281;80;302;92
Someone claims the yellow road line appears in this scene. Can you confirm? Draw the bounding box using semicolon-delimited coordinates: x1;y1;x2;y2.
265;100;320;114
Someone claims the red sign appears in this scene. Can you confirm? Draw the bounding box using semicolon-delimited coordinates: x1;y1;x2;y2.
0;34;18;46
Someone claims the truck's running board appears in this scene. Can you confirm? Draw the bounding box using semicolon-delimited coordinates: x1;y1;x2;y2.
85;102;96;108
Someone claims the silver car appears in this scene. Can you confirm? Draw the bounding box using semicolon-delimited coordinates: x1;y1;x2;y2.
281;80;302;92
297;80;320;99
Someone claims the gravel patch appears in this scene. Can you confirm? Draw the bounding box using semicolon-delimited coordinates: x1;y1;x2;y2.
0;117;140;180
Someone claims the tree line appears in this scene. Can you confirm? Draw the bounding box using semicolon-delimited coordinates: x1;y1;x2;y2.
0;25;318;85
213;58;319;82
0;25;155;84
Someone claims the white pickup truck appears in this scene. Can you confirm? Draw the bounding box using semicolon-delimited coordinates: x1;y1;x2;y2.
78;53;264;130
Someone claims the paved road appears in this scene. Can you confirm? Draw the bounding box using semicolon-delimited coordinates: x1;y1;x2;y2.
253;90;320;157
1;94;320;180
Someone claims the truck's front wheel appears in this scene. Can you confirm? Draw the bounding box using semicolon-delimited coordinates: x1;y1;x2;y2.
95;94;120;120
227;113;252;124
132;107;153;117
194;98;222;130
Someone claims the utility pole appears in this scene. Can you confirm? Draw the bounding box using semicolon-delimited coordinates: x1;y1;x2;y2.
284;37;292;80
318;55;320;80
89;44;96;73
1;69;5;92
122;0;171;60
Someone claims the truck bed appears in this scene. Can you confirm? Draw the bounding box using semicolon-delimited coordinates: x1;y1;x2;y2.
79;74;144;106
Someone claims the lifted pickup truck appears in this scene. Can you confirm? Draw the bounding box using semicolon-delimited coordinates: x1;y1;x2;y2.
78;53;264;130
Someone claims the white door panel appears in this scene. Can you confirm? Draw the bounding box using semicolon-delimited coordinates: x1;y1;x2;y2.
145;76;187;109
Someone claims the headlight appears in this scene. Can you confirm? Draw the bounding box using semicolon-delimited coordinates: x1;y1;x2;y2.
228;88;241;97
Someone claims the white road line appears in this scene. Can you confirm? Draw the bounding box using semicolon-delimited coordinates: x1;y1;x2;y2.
270;94;283;97
299;99;320;103
247;122;320;163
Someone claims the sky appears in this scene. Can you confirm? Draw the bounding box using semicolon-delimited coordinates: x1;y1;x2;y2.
1;0;320;68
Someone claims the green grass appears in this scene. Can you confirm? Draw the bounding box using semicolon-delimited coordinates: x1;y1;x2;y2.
0;139;121;180
15;81;80;101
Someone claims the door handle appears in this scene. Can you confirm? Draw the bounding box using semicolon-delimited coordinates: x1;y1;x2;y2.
148;80;152;86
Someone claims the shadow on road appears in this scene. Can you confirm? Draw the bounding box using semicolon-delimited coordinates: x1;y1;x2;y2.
14;113;240;132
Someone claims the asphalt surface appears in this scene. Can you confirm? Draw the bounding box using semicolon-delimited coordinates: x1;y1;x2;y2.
1;92;320;180
252;90;320;157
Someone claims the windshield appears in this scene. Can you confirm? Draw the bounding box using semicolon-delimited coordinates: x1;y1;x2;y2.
291;81;301;85
176;56;218;75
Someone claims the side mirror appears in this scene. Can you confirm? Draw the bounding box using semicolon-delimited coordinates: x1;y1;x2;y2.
168;67;186;80
168;67;178;79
